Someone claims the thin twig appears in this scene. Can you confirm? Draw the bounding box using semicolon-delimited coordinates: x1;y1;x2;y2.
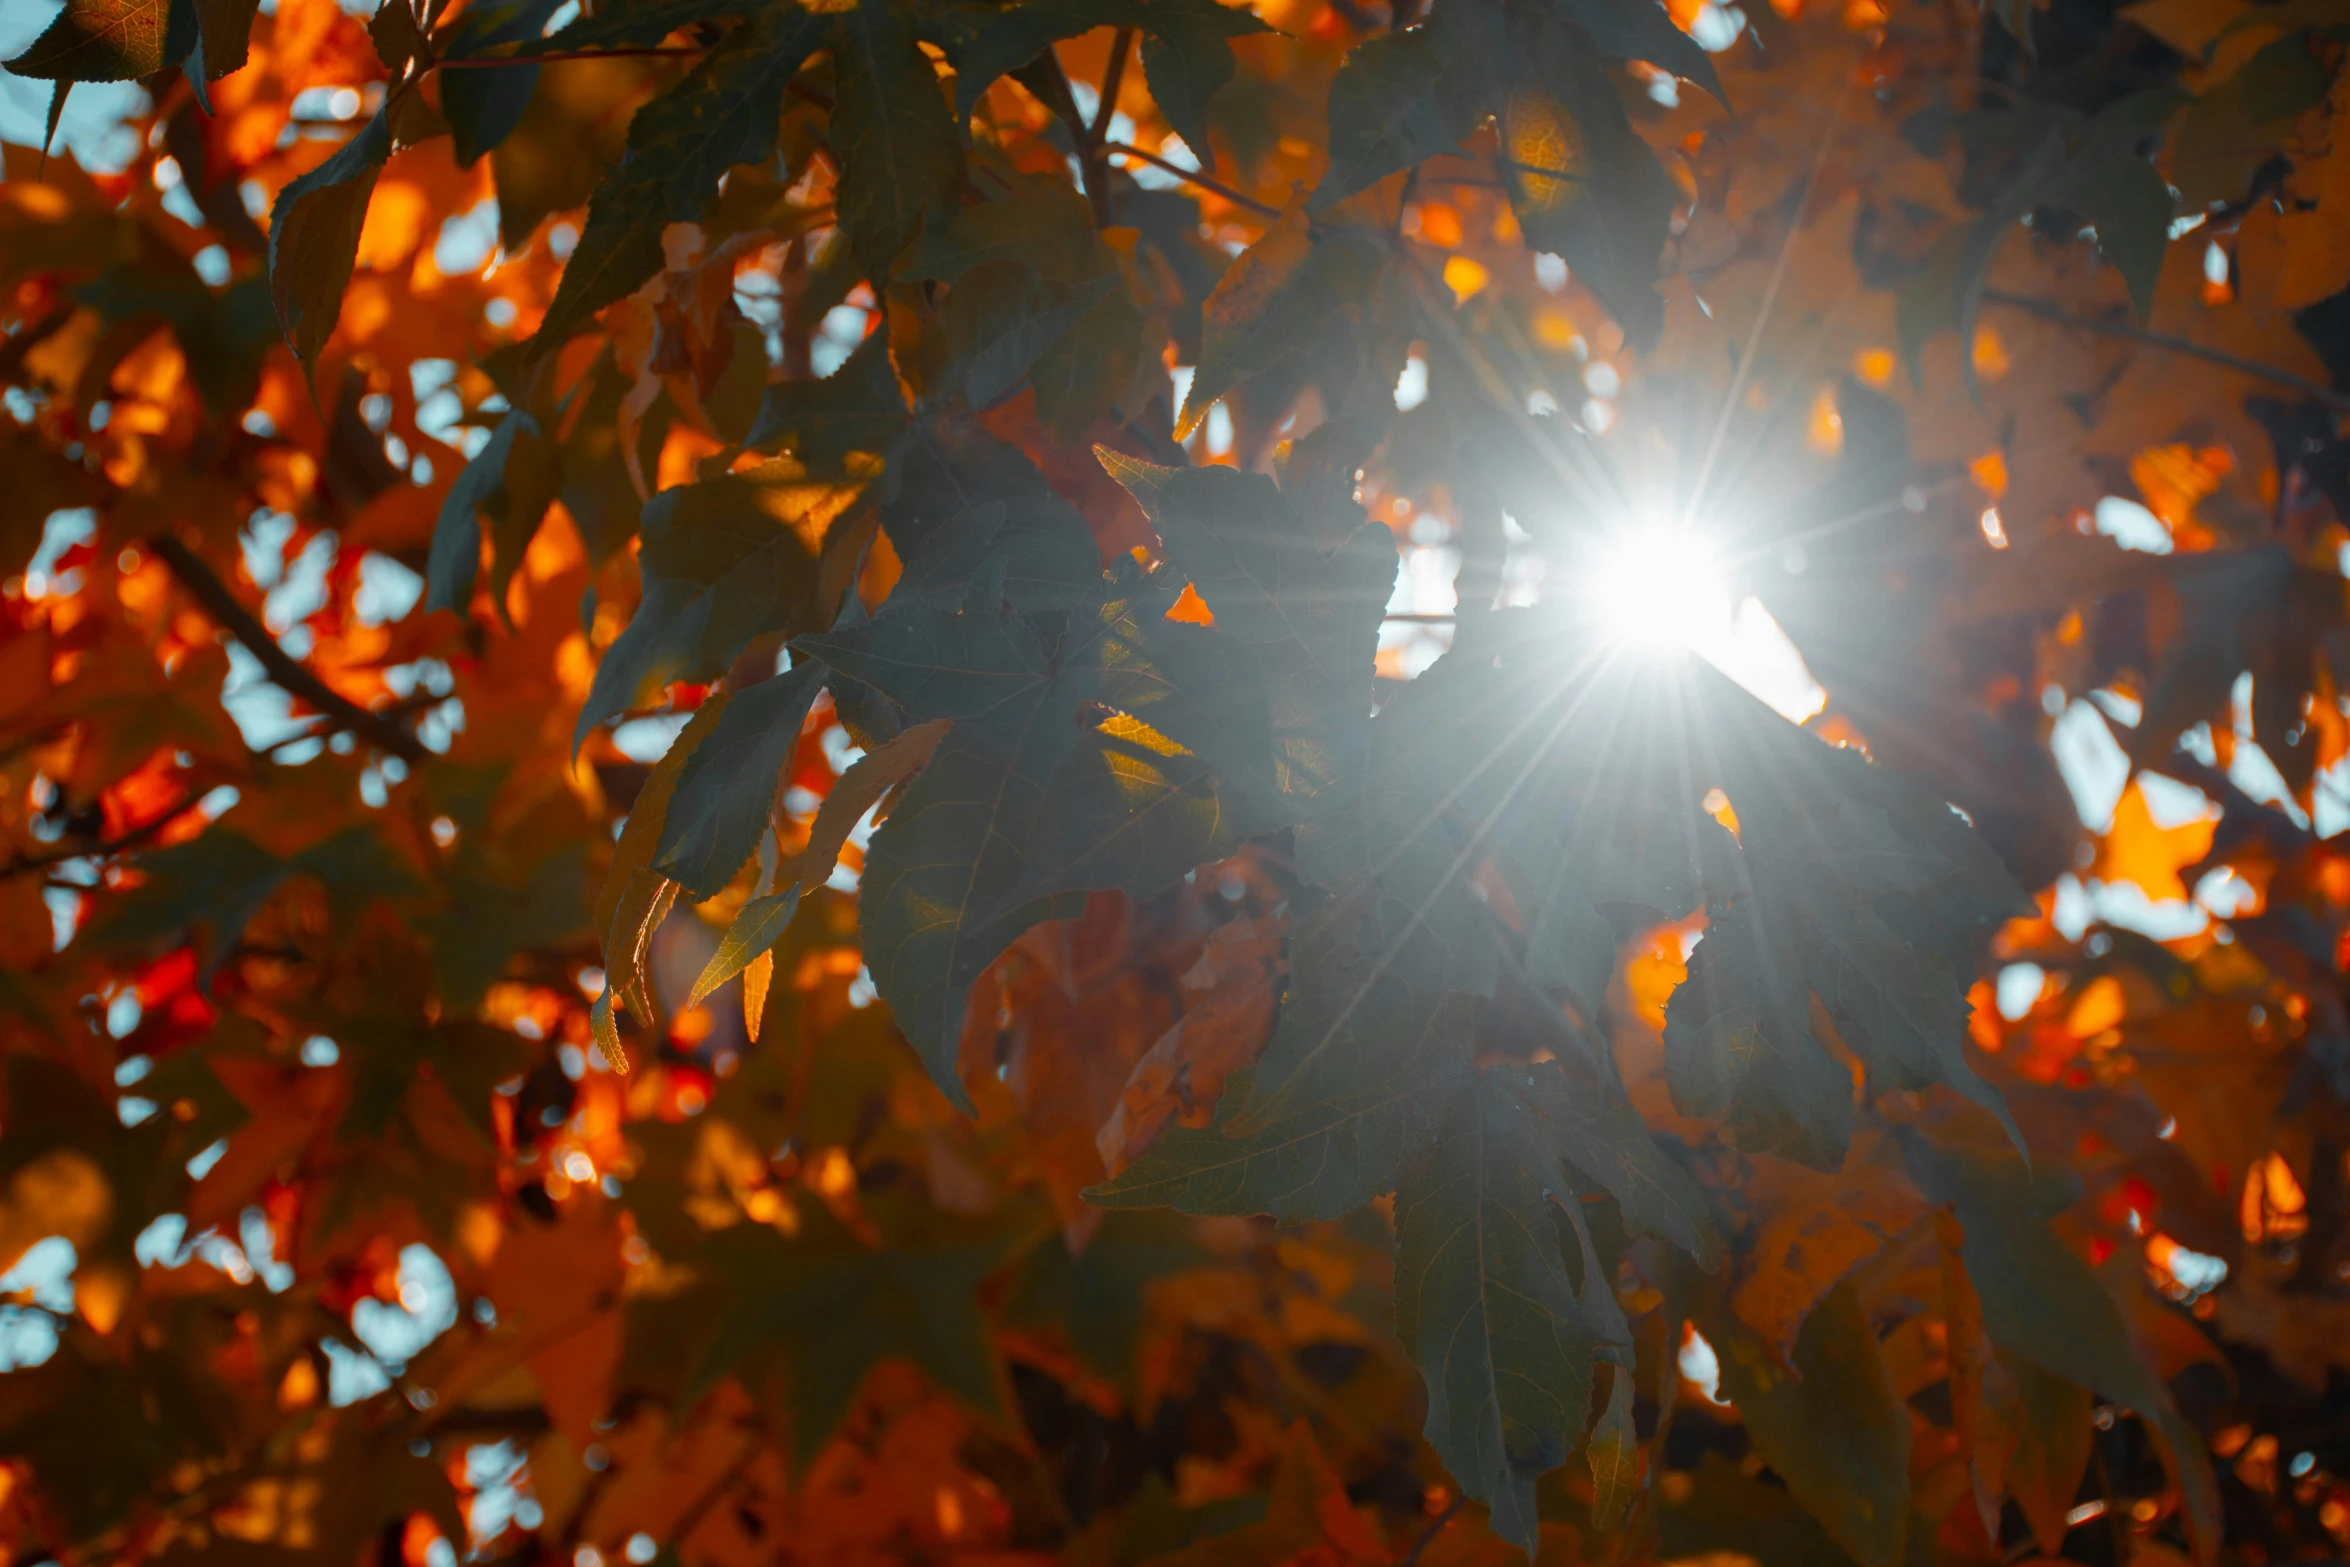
1035;53;1114;228
1401;1496;1466;1565
1102;140;1282;217
0;792;210;880
1090;27;1136;149
1981;288;2350;415
146;535;427;764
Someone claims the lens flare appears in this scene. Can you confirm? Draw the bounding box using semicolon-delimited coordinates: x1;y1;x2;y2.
1591;529;1732;651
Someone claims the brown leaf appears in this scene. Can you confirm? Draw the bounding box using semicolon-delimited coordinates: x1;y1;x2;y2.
1730;1134;1934;1366
1096;911;1284;1175
1936;1211;2018;1540
267;110;392;381
797;717;951;895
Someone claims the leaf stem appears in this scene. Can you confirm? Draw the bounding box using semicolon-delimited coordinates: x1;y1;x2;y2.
1101;140;1281;218
1981;289;2350;415
1401;1495;1465;1564
146;534;428;763
1034;53;1115;228
1090;27;1135;149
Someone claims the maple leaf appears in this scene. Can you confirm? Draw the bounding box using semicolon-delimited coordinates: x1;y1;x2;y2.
632;1199;1023;1460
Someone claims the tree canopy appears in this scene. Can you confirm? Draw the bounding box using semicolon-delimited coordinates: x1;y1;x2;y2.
2;0;2348;1562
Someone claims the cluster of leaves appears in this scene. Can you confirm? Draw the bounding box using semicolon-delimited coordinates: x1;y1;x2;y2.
4;0;2350;1561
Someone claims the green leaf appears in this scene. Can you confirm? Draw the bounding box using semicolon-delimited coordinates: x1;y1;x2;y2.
797;716;953;893
1002;1209;1217;1387
530;6;825;352
2035;89;2190;321
1134;0;1266;156
1935;92;2190;381
655;663;827;898
575;459;853;749
424;844;592;1008
1515;1060;1720;1266
908;168;1105;285
651;1203;1022;1460
1488;6;1676;346
941;261;1121;407
424;407;559;622
185;0;260;110
1669;661;2029;1166
85;827;423;981
1661;1451;1863;1567
1587;1364;1638;1529
1901;1132;2222;1560
512;0;751;56
1394;1065;1629;1556
1310;29;1480;212
1029;279;1145;442
1167;208;1393;439
876;416;1100;588
1665;897;1856;1169
927;0;1096;124
798;564;1264;1106
434;0;564;166
594;694;732;1019
2003;1357;2096;1555
1706;1283;1911;1567
266;109;393;378
4;0;193;83
830;0;967;277
1311;0;1721;214
1095;453;1394;807
930;0;1267;139
689;887;803;1005
1508;772;1735;1014
911;172;1143;433
1081;1005;1466;1221
1554;0;1727;109
744;327;910;464
80;830;287;978
1088;909;1476;1221
557;354;649;570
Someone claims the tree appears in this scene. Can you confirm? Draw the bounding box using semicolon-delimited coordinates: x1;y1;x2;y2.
2;0;2348;1559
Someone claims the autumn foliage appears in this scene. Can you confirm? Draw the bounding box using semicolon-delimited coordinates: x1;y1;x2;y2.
3;0;2350;1561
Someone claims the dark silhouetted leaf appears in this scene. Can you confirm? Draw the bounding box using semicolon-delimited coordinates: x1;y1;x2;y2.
656;663;826;897
531;6;825;352
576;460;853;748
830;0;966;277
1708;1284;1911;1567
266;109;393;378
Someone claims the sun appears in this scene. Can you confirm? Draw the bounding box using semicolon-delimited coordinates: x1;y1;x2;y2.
1589;527;1734;653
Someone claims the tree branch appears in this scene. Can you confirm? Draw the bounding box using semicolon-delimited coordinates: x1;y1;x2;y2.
1981;289;2350;415
1090;27;1135;150
1101;141;1281;218
0;792;210;881
146;535;428;764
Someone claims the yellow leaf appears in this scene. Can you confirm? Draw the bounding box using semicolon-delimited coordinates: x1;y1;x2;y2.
0;1149;111;1279
1443;255;1489;303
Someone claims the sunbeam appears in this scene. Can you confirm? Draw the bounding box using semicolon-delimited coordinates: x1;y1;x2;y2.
1590;525;1730;651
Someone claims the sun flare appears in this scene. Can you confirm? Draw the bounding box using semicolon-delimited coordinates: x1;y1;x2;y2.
1591;528;1733;652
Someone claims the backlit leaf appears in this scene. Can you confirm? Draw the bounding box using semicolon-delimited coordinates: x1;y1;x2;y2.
266;109;393;378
